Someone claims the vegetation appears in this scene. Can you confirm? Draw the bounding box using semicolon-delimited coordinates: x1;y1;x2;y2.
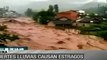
0;25;19;43
32;4;58;24
79;21;107;40
48;4;59;13
48;5;54;12
32;10;55;24
25;8;33;17
0;25;7;31
54;4;59;13
0;33;19;42
85;6;107;16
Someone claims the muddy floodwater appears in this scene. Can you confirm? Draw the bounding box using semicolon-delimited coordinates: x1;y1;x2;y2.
0;17;107;50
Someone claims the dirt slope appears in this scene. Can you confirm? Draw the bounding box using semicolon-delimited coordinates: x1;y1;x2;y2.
1;17;107;50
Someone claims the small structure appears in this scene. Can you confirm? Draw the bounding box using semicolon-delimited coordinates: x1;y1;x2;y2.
48;10;80;27
48;19;72;30
55;10;79;21
77;10;86;18
48;14;73;30
77;10;85;14
74;16;104;27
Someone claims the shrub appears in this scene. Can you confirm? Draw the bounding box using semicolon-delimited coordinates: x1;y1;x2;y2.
95;31;107;40
79;21;107;40
0;25;19;43
8;34;19;41
0;25;7;31
0;33;19;43
32;13;38;22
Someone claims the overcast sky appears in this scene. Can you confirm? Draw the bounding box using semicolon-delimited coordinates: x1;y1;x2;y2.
0;0;106;13
0;0;106;6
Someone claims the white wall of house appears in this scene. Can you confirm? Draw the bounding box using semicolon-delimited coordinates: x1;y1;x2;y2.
77;10;85;14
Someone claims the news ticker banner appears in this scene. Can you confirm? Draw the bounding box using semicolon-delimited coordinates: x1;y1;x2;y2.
0;46;28;53
0;47;107;60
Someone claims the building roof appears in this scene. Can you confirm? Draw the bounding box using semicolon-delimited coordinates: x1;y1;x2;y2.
55;10;79;21
78;17;103;23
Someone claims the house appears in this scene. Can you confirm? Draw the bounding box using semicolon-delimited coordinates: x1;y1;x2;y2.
77;10;85;14
77;10;86;18
48;19;72;29
74;16;104;27
55;10;79;21
48;10;80;28
77;16;104;23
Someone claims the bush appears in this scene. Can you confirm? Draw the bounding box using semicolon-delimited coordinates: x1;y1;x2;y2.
0;25;7;31
79;22;107;40
32;13;38;22
0;25;19;43
0;33;19;42
9;34;19;41
95;31;107;40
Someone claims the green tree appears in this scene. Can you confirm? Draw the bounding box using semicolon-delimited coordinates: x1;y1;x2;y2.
48;5;54;12
0;8;4;17
25;8;33;17
79;21;107;40
54;4;59;13
33;10;55;24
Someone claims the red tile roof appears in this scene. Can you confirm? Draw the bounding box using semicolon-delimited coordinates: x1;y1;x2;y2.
55;10;79;21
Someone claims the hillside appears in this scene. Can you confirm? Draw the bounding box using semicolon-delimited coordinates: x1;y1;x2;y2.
82;2;106;9
80;2;107;14
0;17;107;50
